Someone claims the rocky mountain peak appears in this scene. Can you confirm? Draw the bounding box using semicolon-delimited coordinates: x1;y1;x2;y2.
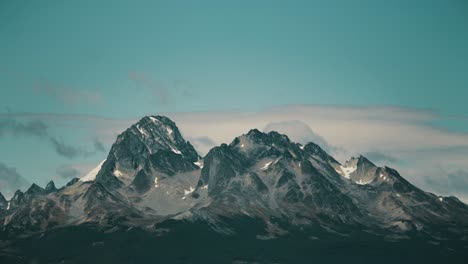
95;115;200;188
45;180;58;193
229;129;301;162
8;190;24;210
337;155;379;185
116;115;199;161
357;155;375;166
303;142;339;164
242;129;292;145
66;178;80;187
24;184;46;201
344;155;374;167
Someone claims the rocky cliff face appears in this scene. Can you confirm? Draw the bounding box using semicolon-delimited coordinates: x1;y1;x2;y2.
95;116;200;189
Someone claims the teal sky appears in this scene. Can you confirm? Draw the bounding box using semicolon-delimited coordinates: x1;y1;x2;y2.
1;0;468;196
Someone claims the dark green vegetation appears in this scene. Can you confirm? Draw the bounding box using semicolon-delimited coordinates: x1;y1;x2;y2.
1;218;467;264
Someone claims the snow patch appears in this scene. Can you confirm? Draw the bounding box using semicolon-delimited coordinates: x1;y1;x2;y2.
355;179;372;185
80;160;106;182
201;185;209;190
154;177;159;188
339;165;357;179
299;145;305;150
171;147;182;155
113;170;124;177
182;186;195;200
6;201;10;210
184;187;195;196
240;144;245;148
149;116;158;123
261;161;273;170
194;160;204;169
438;197;444;202
136;125;149;137
166;127;173;135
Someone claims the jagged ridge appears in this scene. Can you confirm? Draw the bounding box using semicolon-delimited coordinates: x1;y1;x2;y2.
1;115;467;243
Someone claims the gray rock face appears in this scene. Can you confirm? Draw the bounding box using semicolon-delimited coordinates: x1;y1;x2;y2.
0;162;30;200
194;129;361;226
23;184;46;201
8;190;25;210
1;115;468;243
0;192;7;210
95;116;200;189
131;150;198;194
45;180;58;193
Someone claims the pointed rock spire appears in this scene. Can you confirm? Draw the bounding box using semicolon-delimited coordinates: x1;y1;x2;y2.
303;142;339;164
9;190;24;209
24;183;46;201
45;180;58;193
0;192;7;209
66;178;80;187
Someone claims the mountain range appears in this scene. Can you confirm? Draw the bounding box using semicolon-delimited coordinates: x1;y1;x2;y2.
1;116;467;263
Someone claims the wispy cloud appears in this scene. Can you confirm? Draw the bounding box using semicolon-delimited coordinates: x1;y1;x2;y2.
50;138;85;159
93;138;106;152
0;162;30;199
263;120;334;152
362;151;399;164
187;136;218;156
0;118;48;137
34;80;103;105
419;168;468;203
128;71;192;105
56;165;80;179
52;162;100;183
0;115;106;159
129;72;172;105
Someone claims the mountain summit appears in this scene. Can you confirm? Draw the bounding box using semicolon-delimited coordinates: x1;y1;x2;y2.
95;116;200;189
1;115;467;263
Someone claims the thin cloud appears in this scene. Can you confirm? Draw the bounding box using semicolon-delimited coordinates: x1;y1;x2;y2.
187;136;218;156
93;138;106;152
34;80;103;105
56;165;80;179
129;72;172;105
50;137;105;159
0;162;30;199
128;72;194;105
362;151;399;164
421;169;468;203
0;116;106;159
263;120;332;152
0;118;48;137
49;138;83;159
